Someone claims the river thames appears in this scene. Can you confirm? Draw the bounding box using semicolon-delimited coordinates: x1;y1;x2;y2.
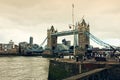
0;56;49;80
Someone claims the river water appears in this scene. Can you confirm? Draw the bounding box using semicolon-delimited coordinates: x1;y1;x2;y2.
0;56;49;80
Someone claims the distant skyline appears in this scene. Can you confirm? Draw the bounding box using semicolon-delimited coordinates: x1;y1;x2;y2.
0;0;120;47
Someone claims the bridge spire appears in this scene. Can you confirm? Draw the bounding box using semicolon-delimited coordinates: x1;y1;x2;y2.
81;19;86;26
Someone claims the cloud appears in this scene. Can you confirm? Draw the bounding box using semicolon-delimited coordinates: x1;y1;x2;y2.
0;0;120;47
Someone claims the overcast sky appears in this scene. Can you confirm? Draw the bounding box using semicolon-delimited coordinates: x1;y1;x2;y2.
0;0;120;47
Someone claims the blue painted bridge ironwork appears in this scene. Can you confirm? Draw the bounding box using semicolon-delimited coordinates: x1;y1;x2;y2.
51;30;81;36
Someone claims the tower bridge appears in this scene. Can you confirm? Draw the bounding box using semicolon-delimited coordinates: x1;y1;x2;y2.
47;19;90;55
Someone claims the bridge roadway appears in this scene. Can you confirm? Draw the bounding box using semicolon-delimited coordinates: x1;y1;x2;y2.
51;29;82;36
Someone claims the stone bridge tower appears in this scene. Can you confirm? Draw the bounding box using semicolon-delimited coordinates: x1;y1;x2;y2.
46;19;90;55
78;19;90;54
47;26;57;54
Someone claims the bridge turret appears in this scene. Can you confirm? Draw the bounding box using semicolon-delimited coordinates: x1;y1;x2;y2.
78;19;90;54
81;19;86;26
47;26;57;54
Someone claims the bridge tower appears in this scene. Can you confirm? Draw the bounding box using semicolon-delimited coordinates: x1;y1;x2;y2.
47;26;57;54
77;19;90;54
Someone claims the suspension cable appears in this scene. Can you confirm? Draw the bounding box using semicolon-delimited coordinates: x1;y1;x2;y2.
40;37;48;46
